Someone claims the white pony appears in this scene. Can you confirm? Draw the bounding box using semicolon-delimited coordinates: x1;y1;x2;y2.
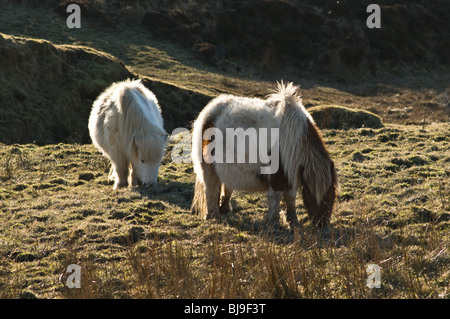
191;82;338;227
89;79;168;189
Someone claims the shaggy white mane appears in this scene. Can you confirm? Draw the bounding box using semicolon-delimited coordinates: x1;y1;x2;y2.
271;81;334;204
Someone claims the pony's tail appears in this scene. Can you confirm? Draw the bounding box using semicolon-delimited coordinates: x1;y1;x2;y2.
191;177;207;218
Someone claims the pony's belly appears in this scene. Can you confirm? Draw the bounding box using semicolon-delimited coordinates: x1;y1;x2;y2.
214;163;267;192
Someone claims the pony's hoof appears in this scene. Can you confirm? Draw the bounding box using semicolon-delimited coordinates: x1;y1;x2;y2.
264;218;281;230
219;203;232;215
205;210;222;221
317;223;331;238
114;181;128;189
288;220;301;230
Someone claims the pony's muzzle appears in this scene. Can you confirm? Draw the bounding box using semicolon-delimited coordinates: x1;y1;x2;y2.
136;179;157;187
142;181;157;187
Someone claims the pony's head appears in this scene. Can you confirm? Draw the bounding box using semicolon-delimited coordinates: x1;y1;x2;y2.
130;129;168;187
300;161;338;227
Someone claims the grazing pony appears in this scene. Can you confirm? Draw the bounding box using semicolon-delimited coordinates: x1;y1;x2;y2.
191;82;338;227
89;79;168;189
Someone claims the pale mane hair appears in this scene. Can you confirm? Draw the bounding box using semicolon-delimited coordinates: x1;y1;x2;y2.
269;81;336;204
118;80;167;162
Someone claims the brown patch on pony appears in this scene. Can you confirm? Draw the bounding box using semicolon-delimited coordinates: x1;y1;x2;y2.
257;156;290;191
306;118;328;156
201;118;216;164
269;156;290;191
300;162;338;227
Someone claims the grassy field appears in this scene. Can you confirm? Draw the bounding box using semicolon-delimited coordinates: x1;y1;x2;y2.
0;1;449;299
0;124;448;298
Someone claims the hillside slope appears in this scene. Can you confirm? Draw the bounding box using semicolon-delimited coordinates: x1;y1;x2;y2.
0;1;448;141
0;33;211;144
0;33;133;144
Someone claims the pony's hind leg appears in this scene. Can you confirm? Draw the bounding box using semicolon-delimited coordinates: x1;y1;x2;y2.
284;188;300;228
219;184;233;215
265;188;282;228
203;165;221;220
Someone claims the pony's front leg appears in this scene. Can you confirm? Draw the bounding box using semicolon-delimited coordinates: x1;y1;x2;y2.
112;160;129;189
284;188;300;229
265;188;282;228
129;165;139;186
106;148;129;189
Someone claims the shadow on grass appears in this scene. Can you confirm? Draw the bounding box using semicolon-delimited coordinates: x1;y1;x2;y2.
133;179;194;211
130;179;402;252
